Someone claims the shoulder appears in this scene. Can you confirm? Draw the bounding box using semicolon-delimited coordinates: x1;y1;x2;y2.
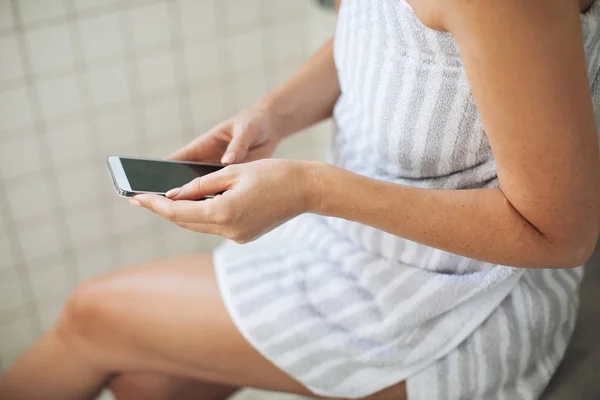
407;0;588;32
405;0;448;31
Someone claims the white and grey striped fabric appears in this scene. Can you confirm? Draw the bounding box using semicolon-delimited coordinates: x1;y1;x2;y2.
214;1;600;399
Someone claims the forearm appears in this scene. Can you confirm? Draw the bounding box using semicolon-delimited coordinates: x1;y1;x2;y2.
309;163;598;269
262;38;340;139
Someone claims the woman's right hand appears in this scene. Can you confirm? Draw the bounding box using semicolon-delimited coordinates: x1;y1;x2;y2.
169;102;281;165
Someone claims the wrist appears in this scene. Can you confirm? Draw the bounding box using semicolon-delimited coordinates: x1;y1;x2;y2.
259;94;296;141
302;161;336;215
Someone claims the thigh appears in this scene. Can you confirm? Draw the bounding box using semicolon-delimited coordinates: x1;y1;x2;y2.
64;253;406;400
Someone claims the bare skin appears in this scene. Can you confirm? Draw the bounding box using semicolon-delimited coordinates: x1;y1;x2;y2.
1;0;598;399
0;255;406;400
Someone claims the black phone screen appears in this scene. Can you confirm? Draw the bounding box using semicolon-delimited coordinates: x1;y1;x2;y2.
120;158;223;194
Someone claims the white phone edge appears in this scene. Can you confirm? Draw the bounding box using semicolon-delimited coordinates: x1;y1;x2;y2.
106;156;223;199
106;156;133;198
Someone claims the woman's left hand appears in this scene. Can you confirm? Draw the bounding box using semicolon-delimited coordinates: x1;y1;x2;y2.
131;159;320;244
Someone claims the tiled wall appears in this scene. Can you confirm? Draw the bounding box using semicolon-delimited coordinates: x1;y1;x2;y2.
0;0;336;370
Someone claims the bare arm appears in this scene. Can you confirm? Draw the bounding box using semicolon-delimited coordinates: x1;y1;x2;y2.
261;0;342;140
309;0;600;269
144;0;597;269
264;38;341;140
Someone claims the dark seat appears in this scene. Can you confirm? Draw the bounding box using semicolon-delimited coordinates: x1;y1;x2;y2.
542;241;600;399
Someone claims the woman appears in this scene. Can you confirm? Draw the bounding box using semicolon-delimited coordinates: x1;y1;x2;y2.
1;0;599;399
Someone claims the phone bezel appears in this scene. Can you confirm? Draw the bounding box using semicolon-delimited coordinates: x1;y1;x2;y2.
106;156;224;198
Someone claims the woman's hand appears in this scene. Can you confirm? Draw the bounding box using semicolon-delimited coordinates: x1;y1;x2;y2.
170;102;282;165
131;159;320;244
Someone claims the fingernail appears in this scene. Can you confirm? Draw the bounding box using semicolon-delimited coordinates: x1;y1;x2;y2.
222;152;235;164
166;187;181;198
129;198;141;207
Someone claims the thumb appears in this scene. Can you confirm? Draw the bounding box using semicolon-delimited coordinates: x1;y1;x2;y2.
166;169;232;200
221;124;251;164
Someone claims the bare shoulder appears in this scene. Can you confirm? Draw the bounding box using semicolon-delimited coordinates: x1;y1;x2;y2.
406;0;594;31
405;0;446;30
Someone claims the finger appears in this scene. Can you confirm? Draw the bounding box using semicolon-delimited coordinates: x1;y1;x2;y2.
222;123;251;164
171;221;220;235
134;194;214;223
167;125;225;161
166;169;234;200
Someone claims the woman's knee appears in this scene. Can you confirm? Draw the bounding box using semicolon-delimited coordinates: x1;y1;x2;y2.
56;276;117;350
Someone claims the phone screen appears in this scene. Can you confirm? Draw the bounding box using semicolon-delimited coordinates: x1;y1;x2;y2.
120;158;223;194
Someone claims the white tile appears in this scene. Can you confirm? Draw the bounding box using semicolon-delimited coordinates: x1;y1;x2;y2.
260;0;310;20
55;161;103;207
19;0;66;24
264;20;307;67
143;132;182;158
16;218;62;263
119;233;160;266
233;72;267;110
144;97;181;139
137;52;177;94
110;198;152;234
267;63;303;91
0;34;24;83
65;202;108;247
75;0;119;11
26;24;75;75
275;127;324;161
0;2;15;30
95;110;139;156
131;2;171;50
38;294;68;331
79;12;123;62
37;76;82;120
185;41;222;84
45;118;92;165
190;86;228;129
224;0;261;31
0;269;26;312
74;244;114;280
88;62;130;107
307;8;336;53
0;132;45;180
0;85;33;132
0;232;16;272
5;175;54;221
0;316;38;367
225;30;264;74
164;225;220;255
179;0;217;40
27;261;72;302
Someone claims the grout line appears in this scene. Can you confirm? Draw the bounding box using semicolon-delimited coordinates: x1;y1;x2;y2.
0;0;58;336
0;0;159;39
0;52;296;133
0;302;38;328
63;0;118;276
0;0;308;41
213;0;237;115
16;0;83;294
166;0;194;143
118;0;168;260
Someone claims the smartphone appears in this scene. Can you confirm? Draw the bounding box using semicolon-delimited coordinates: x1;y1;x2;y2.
106;156;224;198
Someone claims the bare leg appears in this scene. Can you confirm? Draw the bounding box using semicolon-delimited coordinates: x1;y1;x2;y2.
109;372;238;400
0;254;406;400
